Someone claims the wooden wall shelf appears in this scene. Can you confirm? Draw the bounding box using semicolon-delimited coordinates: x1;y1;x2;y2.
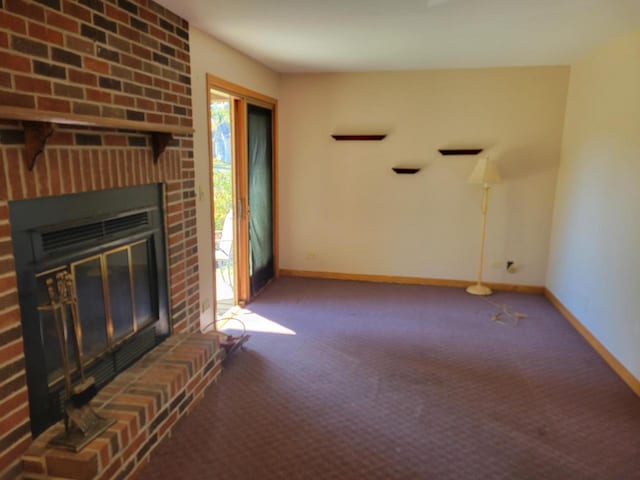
331;135;386;141
438;149;483;156
0;106;194;170
392;168;421;174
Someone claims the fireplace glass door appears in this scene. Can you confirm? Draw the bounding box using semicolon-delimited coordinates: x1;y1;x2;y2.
37;238;156;387
73;256;109;360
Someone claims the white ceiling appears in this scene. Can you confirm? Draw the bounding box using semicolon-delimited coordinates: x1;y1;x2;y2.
156;0;640;73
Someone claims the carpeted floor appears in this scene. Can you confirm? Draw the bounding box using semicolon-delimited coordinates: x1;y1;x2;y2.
137;277;640;480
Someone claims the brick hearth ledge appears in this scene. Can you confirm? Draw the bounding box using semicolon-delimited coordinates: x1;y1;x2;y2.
22;333;222;480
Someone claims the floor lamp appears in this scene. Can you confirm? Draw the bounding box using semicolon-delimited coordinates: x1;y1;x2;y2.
466;157;501;296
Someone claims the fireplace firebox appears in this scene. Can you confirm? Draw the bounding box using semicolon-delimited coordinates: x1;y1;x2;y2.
10;184;170;437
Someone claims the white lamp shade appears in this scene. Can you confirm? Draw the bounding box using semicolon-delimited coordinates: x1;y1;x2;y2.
467;157;501;185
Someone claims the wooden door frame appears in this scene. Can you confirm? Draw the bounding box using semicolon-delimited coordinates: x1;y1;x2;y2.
206;74;279;316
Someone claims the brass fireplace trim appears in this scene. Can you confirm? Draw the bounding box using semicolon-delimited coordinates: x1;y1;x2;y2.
36;238;153;387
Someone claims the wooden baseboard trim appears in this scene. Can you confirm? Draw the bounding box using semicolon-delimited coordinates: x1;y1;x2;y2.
544;288;640;396
279;269;544;294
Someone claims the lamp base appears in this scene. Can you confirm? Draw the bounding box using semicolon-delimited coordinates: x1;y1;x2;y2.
466;283;493;296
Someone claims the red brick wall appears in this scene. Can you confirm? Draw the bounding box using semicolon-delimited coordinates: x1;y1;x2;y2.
0;1;197;478
0;0;191;127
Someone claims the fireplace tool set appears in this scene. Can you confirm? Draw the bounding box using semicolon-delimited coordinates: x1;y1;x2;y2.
37;271;115;451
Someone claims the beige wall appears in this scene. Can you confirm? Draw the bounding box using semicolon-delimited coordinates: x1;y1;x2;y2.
187;24;640;384
189;26;279;328
547;31;640;380
278;67;569;286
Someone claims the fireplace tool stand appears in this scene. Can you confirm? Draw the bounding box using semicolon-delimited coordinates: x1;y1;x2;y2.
38;272;115;452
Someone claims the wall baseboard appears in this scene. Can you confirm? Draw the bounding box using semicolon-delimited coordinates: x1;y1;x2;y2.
279;269;545;294
544;288;640;397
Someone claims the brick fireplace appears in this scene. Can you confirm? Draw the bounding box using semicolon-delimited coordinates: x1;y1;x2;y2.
0;1;221;478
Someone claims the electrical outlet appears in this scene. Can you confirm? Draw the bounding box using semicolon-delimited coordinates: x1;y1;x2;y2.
305;252;317;260
491;261;502;269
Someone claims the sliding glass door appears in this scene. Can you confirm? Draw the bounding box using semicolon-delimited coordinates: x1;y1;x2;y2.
210;92;235;319
207;75;278;322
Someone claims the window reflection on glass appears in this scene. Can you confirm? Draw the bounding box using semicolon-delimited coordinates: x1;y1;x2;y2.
131;241;153;329
106;249;134;341
211;96;235;318
37;271;78;385
73;258;108;359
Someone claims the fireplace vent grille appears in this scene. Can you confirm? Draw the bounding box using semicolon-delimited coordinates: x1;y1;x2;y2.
41;211;150;253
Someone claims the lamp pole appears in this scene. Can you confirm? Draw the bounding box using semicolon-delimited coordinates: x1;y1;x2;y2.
467;183;493;296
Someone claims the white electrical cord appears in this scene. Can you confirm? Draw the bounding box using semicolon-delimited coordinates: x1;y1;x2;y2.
481;296;528;326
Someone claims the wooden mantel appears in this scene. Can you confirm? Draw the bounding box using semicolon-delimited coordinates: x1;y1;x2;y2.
0;106;194;170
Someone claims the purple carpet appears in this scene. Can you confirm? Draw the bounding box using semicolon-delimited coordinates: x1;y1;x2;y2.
137;277;640;479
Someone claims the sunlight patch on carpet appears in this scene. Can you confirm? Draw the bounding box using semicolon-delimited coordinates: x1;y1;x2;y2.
222;311;296;336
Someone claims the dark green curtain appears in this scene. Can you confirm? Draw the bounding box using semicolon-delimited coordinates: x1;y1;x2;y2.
247;104;274;295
